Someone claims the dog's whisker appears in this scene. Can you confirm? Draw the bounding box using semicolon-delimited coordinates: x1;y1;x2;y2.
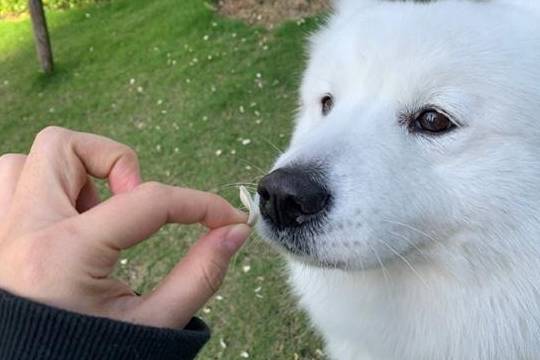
238;158;269;176
219;182;259;188
381;219;448;250
367;242;392;288
261;138;285;155
376;238;429;288
388;230;430;260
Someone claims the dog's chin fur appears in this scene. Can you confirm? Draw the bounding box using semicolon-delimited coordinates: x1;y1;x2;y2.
258;0;540;359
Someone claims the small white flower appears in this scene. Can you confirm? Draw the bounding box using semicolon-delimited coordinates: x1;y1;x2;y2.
174;147;180;153
156;144;162;152
255;119;262;125
129;78;136;85
230;149;236;155
208;55;213;61
256;73;261;78
263;45;269;51
215;149;223;156
245;165;252;171
239;106;245;113
202;115;208;121
216;295;224;301
250;102;257;107
203;307;211;314
120;258;128;265
172;60;177;65
212;22;218;27
157;99;163;105
254;111;260;117
254;287;262;293
85;13;91;18
137;86;143;93
241;139;251;146
232;33;237;38
193;57;198;63
240;351;250;358
203;35;209;41
219;338;227;349
242;265;251;273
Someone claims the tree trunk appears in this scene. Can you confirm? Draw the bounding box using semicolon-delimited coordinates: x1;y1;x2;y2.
28;0;54;73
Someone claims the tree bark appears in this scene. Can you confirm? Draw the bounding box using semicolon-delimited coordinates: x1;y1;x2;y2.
28;0;54;73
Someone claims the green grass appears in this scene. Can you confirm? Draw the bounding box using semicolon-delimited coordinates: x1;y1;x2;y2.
0;0;326;358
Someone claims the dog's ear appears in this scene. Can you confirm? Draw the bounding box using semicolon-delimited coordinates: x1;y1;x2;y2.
498;0;540;12
332;0;379;13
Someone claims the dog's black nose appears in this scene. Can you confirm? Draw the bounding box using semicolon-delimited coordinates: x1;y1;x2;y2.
257;167;330;228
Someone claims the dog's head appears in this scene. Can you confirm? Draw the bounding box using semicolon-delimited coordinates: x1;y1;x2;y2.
257;0;540;271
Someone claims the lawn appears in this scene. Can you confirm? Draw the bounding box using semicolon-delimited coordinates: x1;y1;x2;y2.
0;1;326;359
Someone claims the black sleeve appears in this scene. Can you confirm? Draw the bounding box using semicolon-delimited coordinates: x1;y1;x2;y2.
0;289;210;360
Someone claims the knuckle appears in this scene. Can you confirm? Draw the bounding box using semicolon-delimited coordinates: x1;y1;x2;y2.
33;126;72;151
135;182;172;204
0;153;26;172
35;126;66;142
136;181;169;198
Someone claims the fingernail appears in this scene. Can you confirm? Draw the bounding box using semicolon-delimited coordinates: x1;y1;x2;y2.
224;224;251;252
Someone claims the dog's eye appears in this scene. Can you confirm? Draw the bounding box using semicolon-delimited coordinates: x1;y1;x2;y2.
321;95;334;116
415;110;454;133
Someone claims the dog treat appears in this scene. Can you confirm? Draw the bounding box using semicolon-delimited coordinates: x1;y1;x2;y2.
239;185;259;226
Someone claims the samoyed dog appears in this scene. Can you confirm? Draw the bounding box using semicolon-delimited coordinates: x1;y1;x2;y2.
256;0;540;359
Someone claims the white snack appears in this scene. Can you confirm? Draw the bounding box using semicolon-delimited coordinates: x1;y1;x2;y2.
239;186;259;226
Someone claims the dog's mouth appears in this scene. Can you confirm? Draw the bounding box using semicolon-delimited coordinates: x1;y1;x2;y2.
258;210;433;272
257;209;330;258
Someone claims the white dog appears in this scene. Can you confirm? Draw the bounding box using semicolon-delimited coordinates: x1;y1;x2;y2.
256;1;540;359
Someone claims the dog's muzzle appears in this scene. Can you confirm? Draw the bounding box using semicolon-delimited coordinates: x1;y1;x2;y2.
257;166;331;229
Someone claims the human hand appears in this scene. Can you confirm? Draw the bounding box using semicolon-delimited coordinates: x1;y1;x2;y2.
0;127;250;329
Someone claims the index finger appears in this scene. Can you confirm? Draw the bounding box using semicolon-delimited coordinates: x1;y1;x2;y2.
11;127;141;230
71;182;247;251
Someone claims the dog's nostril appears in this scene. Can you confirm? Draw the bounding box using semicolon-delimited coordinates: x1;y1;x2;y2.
258;167;331;228
297;193;330;215
259;188;270;202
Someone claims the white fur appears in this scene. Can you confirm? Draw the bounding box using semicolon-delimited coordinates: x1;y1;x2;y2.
258;0;540;359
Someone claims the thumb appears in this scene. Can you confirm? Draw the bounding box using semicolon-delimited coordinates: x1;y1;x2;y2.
135;224;251;329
